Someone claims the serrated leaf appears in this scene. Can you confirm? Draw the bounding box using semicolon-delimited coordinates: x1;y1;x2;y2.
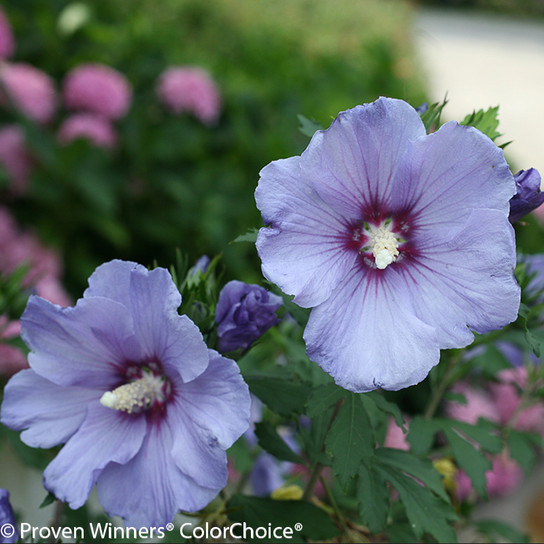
376;464;457;543
448;419;502;454
357;459;390;534
461;106;501;141
305;383;344;418
297;114;323;138
244;371;311;418
368;391;407;432
227;494;339;543
407;416;440;456
255;421;303;464
376;447;450;503
325;392;374;488
443;426;491;498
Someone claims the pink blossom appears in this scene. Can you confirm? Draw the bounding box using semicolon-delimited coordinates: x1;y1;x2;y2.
445;381;500;425
156;66;221;124
0;7;14;59
63;63;131;120
0;63;56;124
0;207;70;307
456;454;523;501
0;125;32;194
489;367;544;433
58;113;116;148
384;417;410;450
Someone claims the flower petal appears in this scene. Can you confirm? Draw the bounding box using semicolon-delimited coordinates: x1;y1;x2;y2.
96;423;219;527
86;260;208;381
21;295;141;388
0;369;99;448
174;349;250;450
403;209;519;340
392;121;515;232
304;97;426;217
256;156;357;307
304;265;439;392
43;403;146;509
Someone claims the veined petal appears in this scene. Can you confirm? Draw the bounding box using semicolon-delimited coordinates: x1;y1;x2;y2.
97;423;219;528
304;97;426;217
403;209;519;339
173;349;250;450
21;295;141;388
392;121;515;231
256;156;356;307
43;403;146;510
0;369;99;448
304;266;439;392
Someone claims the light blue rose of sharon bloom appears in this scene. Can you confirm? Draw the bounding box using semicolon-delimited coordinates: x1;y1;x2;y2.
0;260;250;528
255;97;520;393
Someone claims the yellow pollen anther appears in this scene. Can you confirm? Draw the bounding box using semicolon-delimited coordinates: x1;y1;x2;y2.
369;225;399;269
100;371;164;413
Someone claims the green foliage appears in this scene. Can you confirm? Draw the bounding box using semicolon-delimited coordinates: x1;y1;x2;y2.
3;0;426;295
227;494;339;542
461;106;502;142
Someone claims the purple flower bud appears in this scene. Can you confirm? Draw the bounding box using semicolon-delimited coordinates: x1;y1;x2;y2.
509;168;544;222
216;281;282;353
0;489;18;543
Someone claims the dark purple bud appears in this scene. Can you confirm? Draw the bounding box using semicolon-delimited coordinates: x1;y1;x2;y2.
215;280;282;353
509;168;544;223
0;489;18;543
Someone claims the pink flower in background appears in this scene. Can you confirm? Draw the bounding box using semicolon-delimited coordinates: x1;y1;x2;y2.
0;7;14;59
157;66;221;124
58;113;116;148
456;454;523;501
63;63;132;120
0;63;56;124
445;381;500;425
384;417;410;451
0;125;32;194
0;207;70;376
489;367;544;434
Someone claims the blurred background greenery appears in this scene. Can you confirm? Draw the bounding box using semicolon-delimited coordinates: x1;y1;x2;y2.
1;0;426;295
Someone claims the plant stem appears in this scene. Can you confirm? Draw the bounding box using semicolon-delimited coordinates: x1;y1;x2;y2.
302;397;344;501
424;352;462;420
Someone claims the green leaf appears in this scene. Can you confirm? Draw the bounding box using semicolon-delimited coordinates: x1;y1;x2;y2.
297;114;323;138
407;416;440;456
368;391;407;432
376;447;450;503
325;392;374;488
231;227;259;244
244;370;311;418
419;97;448;133
305;383;344;419
449;419;502;454
357;459;390;534
375;464;458;543
461;106;502;141
39;492;57;509
442;426;491;498
507;429;542;476
255;421;304;464
227;494;339;543
475;519;529;543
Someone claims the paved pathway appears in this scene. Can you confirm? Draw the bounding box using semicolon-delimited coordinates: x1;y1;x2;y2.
414;8;544;174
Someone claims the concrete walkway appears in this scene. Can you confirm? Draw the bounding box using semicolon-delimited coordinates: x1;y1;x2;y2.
413;7;544;174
